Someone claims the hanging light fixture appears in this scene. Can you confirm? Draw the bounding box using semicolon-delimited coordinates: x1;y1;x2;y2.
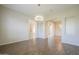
35;4;44;21
35;15;44;21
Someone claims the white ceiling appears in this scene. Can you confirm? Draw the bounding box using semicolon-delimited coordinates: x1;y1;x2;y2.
2;4;79;20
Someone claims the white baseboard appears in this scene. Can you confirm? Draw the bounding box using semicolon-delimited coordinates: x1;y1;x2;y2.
0;39;28;46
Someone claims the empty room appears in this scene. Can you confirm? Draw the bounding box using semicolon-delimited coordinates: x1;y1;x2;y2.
0;4;79;55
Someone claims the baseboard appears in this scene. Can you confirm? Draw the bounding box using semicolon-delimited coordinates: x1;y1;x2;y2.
0;39;28;46
62;41;79;46
0;38;45;46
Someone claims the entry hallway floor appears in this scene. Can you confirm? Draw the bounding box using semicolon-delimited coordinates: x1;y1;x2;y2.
0;38;79;55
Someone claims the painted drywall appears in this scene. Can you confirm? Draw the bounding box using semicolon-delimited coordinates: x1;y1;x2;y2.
0;6;29;45
61;16;79;46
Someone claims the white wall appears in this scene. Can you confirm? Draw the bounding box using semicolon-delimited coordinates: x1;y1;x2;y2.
62;16;79;46
0;6;29;45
